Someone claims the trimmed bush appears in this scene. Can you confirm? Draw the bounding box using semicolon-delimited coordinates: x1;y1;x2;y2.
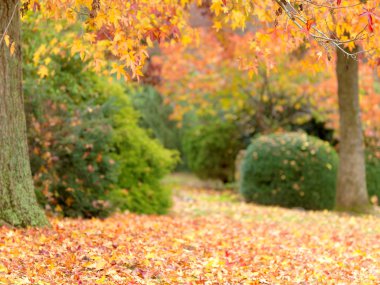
240;132;338;210
183;121;244;183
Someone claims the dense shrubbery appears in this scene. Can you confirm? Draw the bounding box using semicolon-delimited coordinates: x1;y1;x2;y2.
104;84;178;214
24;40;117;217
24;19;177;217
240;133;338;210
183;120;244;183
27;98;117;218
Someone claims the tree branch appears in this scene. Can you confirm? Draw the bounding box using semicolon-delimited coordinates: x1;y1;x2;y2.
273;0;369;58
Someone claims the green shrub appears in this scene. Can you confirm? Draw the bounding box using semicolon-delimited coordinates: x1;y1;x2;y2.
109;183;172;215
240;132;338;210
24;51;118;218
100;82;179;214
366;151;380;203
28;98;117;218
183;121;244;183
26;73;178;217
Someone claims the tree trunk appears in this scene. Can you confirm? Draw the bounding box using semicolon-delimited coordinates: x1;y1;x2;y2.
0;0;48;227
335;47;371;213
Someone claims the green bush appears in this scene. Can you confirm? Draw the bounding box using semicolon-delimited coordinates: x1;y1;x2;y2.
24;50;118;218
26;73;178;217
27;98;117;218
366;151;380;203
101;82;179;214
183;121;244;183
240;132;338;210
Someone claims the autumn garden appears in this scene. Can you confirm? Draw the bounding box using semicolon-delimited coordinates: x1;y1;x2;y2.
0;0;380;284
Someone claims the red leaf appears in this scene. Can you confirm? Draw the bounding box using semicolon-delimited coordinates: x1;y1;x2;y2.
369;23;374;33
359;8;379;32
306;19;316;31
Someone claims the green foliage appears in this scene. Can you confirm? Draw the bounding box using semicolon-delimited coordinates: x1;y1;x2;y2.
366;150;380;203
23;18;178;217
102;83;179;214
27;98;117;218
183;120;244;183
24;47;118;218
126;85;191;170
240;133;338;210
127;85;181;150
109;184;172;215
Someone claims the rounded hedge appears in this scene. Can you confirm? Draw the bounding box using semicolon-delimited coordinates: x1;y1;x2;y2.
240;132;338;210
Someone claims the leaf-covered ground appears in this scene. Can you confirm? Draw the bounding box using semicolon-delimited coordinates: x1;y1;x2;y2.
1;185;379;284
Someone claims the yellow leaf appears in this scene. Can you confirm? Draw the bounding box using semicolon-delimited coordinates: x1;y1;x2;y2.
83;259;107;271
37;65;49;78
55;204;63;212
9;42;15;56
146;37;153;48
4;34;10;47
44;57;52;65
54;24;63;33
248;69;255;79
96;275;106;284
213;21;222;32
181;35;192;45
210;1;222;16
0;263;7;273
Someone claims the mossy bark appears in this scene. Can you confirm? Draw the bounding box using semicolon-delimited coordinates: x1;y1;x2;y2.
0;0;48;227
335;47;372;213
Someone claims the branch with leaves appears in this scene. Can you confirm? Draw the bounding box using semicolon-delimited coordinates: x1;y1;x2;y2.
274;0;372;58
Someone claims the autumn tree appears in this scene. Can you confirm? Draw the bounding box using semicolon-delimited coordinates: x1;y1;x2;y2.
0;0;379;226
253;0;379;213
0;0;189;227
194;0;380;213
157;0;379;212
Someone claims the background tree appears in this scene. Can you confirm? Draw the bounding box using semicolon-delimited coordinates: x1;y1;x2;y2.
207;0;380;212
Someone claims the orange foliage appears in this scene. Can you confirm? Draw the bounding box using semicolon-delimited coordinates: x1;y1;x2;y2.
13;0;379;80
0;187;379;284
315;65;380;147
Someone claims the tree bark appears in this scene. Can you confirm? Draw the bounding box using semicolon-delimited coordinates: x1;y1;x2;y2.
335;47;371;213
0;0;48;227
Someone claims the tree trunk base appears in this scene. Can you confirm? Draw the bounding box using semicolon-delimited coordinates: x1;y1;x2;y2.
0;0;49;228
335;204;375;215
335;47;370;212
